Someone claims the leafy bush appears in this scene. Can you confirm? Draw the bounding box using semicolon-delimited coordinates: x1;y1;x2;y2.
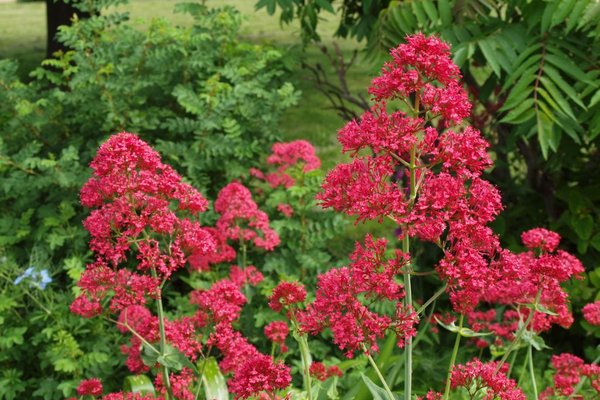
0;1;300;397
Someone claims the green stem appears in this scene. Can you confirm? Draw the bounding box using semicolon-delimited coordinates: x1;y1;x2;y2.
402;233;412;400
290;310;313;400
152;268;173;400
443;314;463;400
527;344;538;399
363;344;396;400
496;289;542;370
416;283;447;316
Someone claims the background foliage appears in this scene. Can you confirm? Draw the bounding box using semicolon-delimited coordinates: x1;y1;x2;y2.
260;0;600;351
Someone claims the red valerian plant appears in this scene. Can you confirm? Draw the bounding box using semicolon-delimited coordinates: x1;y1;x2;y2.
68;34;598;400
311;33;593;400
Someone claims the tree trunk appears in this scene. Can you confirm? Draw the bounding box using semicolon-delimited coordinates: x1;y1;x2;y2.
45;0;89;58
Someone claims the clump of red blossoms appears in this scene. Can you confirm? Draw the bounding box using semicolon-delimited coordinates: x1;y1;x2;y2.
539;353;600;398
300;235;417;357
423;359;526;399
228;353;292;399
582;301;600;326
265;321;289;353
213;181;280;251
77;378;103;396
482;229;584;333
254;140;321;188
71;133;216;317
309;362;343;382
317;33;503;313
268;281;307;312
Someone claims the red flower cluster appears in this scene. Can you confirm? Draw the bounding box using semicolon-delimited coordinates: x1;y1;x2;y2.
309;362;343;382
483;230;584;332
268;281;307;312
77;378;103;396
191;275;292;398
539;353;600;397
449;359;526;399
72;133;215;317
317;34;505;312
300;235;417;357
583;301;600;326
262;140;321;188
214;181;280;251
228;354;292;399
264;321;289;353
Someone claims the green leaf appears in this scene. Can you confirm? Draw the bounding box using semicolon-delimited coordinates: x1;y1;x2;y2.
590;233;600;252
501;99;535;124
421;0;439;23
141;342;160;368
360;374;399;400
589;90;600;108
523;332;550;351
315;0;335;13
537;110;557;158
438;0;451;25
479;40;501;77
571;214;594;240
411;1;428;27
199;357;229;400
123;375;156;395
536;304;558;316
545;53;591;84
544;65;586;109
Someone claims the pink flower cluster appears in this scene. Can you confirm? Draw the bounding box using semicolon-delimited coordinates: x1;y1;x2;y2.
264;321;289;353
213;181;280;251
191;275;291;398
299;235;417;357
317;33;504;312
583;301;600;326
540;353;600;398
422;359;525;399
254;140;321;188
483;229;584;333
72;132;215;317
309;362;343;382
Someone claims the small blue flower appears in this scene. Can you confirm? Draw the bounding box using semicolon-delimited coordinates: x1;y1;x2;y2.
39;269;52;290
13;266;52;290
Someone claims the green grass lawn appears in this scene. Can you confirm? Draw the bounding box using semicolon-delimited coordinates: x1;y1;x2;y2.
0;0;380;170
